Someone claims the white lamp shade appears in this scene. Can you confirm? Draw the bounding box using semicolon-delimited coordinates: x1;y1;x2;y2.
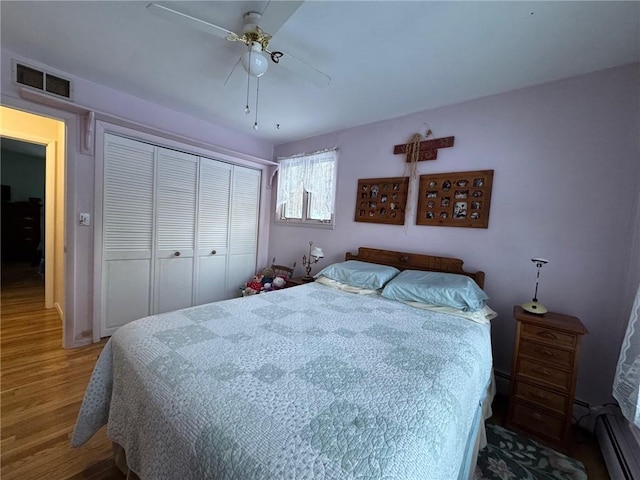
241;43;268;77
310;247;324;258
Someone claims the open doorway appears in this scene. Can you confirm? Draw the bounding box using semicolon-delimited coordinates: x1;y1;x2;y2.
0;106;66;326
1;137;46;300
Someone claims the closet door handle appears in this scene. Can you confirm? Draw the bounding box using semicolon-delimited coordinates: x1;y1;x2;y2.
174;251;181;257
211;250;217;255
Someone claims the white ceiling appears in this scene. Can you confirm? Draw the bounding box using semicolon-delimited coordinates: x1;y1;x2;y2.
1;1;638;145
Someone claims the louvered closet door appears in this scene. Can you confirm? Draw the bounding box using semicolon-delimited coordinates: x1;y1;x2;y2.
195;158;232;305
102;134;155;337
155;147;198;314
226;166;261;298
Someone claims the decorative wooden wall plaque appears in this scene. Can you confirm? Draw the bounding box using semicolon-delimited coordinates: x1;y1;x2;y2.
416;170;494;228
393;136;455;162
355;177;409;225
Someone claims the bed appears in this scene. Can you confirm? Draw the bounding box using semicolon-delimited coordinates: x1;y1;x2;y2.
72;247;495;480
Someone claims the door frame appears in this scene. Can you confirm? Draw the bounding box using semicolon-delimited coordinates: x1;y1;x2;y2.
0;104;69;341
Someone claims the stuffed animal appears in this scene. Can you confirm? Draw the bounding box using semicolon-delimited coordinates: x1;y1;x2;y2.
242;286;258;296
244;268;279;295
272;276;286;289
246;275;263;293
260;267;275;286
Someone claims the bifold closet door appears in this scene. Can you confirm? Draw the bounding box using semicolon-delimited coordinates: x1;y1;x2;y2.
102;134;155;337
195;159;232;305
226;166;261;298
154;147;198;314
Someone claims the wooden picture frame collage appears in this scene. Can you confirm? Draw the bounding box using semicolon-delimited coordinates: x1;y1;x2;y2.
354;136;493;228
354;177;409;225
416;169;493;228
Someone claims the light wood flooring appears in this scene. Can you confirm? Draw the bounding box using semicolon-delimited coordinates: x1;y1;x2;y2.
1;262;124;479
1;262;610;479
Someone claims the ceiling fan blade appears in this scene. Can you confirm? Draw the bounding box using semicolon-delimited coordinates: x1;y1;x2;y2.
275;50;331;88
223;57;246;89
146;3;238;40
259;1;304;36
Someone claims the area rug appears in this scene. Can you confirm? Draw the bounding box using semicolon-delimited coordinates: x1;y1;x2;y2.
475;424;588;480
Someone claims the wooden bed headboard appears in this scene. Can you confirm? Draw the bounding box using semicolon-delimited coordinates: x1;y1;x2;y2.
345;247;485;289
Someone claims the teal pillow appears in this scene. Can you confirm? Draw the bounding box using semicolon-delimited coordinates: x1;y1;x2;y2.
381;270;488;311
314;260;400;290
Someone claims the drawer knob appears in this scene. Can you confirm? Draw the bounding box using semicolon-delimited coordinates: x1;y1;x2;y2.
211;250;217;255
530;412;543;420
538;331;559;340
540;348;555;357
536;367;551;376
174;251;181;257
530;391;548;400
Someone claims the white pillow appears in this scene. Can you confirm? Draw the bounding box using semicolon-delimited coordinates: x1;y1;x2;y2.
315;276;382;295
401;301;498;325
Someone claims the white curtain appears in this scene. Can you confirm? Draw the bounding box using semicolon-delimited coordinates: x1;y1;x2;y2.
276;149;337;221
613;282;640;427
303;152;336;221
276;158;305;219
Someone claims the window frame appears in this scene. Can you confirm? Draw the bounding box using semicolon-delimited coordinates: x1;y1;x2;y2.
274;148;338;229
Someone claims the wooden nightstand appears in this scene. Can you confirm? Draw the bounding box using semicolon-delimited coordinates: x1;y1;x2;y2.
284;277;313;288
507;306;588;453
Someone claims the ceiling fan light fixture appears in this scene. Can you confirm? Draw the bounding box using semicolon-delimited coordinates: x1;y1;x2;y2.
241;42;269;77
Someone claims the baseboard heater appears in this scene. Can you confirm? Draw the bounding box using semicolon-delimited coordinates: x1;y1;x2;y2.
595;407;640;480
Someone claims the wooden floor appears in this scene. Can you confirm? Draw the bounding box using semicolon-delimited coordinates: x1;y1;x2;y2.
1;262;610;479
1;262;124;480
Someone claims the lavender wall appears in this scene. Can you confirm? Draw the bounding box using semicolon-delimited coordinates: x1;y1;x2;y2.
1;48;275;347
271;63;640;406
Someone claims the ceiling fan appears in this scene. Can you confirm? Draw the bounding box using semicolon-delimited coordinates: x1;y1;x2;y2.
146;1;331;88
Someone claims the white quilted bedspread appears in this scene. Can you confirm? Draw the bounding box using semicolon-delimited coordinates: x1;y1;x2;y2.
72;282;492;480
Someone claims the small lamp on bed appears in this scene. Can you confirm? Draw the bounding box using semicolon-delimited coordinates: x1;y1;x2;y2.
302;241;324;282
521;257;549;314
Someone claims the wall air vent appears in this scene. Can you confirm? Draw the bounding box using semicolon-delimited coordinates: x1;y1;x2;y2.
14;62;72;99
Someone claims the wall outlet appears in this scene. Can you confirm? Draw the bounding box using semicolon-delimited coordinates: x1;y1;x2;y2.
79;213;90;226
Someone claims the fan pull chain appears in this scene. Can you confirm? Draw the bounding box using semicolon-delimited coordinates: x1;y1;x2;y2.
245;47;251;114
253;77;260;130
244;77;250;114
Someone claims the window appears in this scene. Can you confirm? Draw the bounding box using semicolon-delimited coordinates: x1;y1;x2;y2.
275;148;338;227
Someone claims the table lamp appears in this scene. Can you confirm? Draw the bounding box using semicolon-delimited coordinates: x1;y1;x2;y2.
302;241;324;282
521;257;549;314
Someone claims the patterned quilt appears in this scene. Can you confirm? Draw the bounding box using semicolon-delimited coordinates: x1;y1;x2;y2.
72;282;492;480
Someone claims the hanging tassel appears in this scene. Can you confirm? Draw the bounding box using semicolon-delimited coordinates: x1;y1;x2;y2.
403;133;422;232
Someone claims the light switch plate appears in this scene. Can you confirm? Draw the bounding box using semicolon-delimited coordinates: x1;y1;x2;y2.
79;213;91;226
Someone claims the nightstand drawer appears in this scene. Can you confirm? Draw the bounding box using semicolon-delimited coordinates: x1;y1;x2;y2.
519;340;574;368
513;381;568;414
517;358;571;391
521;324;577;348
511;401;564;440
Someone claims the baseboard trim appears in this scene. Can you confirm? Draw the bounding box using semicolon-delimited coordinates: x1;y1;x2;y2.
54;302;63;320
493;369;510;396
595;408;640;480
